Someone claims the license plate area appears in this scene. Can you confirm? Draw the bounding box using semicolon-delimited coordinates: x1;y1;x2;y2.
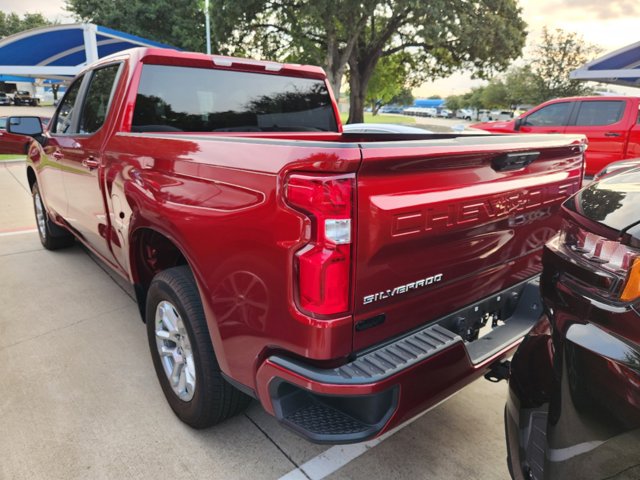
436;278;542;364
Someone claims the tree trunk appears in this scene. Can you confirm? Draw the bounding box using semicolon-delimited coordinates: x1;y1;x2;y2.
346;51;378;124
327;67;344;102
347;67;365;124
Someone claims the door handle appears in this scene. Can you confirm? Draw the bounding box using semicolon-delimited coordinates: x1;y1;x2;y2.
52;150;63;160
82;157;100;170
605;132;621;137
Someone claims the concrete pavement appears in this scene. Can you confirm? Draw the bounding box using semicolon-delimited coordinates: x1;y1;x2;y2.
0;162;511;480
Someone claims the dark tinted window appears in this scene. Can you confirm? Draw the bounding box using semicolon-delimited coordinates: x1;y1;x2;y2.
575;100;624;126
132;64;337;133
524;102;571;127
79;64;120;134
52;76;84;134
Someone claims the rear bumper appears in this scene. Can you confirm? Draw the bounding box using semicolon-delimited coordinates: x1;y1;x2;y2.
256;277;543;444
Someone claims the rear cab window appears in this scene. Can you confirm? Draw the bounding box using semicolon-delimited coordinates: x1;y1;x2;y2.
574;100;625;126
132;64;338;133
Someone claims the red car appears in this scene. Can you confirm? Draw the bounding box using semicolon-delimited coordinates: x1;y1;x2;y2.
505;164;640;479
472;96;640;176
16;47;586;443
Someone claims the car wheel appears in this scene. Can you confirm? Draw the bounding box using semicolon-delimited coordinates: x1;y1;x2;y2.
32;183;74;250
146;266;251;428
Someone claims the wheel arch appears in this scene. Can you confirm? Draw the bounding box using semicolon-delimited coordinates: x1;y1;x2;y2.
129;227;192;322
26;165;37;191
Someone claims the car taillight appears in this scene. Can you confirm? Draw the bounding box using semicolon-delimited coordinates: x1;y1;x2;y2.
561;222;640;301
285;173;354;315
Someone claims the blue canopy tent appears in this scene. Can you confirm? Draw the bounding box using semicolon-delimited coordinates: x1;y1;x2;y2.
570;41;640;88
0;23;178;81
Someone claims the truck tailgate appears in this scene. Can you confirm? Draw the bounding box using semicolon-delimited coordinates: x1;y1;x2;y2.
353;135;584;351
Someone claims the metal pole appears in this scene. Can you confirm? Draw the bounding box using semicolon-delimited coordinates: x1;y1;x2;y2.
205;0;211;54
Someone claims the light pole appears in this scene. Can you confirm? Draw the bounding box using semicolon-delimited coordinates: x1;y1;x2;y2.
205;0;211;54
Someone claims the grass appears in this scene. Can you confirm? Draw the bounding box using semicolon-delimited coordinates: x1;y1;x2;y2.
0;154;25;161
339;112;416;124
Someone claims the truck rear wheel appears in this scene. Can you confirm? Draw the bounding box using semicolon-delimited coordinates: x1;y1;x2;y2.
146;265;251;428
32;183;74;250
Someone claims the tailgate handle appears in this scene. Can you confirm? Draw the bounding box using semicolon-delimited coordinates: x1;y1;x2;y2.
492;151;539;172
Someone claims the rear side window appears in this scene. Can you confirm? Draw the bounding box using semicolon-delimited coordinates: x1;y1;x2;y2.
132;64;337;133
524;102;572;127
0;117;5;130
575;101;624;127
52;75;84;134
78;64;121;134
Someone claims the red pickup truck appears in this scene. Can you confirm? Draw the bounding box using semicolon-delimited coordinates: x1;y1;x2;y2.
472;96;640;176
15;47;586;444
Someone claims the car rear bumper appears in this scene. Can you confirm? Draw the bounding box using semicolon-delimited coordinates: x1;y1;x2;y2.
256;277;543;444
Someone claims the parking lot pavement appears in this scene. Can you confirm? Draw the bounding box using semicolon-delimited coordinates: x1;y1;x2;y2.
0;164;511;480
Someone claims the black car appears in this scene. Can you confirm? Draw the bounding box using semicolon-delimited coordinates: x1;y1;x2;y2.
505;165;640;479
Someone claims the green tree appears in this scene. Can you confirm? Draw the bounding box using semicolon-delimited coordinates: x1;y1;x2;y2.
0;12;51;38
480;79;509;108
502;65;538;106
529;27;601;103
65;0;208;51
364;53;414;114
213;0;527;123
444;95;462;112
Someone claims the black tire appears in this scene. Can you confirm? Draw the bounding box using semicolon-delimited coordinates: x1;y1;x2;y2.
146;266;251;428
32;183;74;250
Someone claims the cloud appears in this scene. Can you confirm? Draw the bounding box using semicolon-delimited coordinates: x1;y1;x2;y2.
559;0;640;19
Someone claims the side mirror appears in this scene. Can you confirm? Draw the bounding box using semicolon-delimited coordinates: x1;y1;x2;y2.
7;116;43;136
514;117;524;131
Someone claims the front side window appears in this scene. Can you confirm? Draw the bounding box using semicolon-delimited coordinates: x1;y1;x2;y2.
575;101;625;127
78;64;121;134
132;64;338;133
524;102;572;127
52;76;84;134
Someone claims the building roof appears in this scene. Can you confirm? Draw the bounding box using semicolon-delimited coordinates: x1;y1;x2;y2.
0;23;177;80
570;41;640;88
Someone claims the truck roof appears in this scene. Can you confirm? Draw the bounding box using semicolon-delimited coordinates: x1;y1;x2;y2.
83;47;328;80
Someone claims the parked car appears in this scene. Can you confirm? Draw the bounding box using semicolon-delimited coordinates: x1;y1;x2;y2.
456;109;474;121
489;110;513;121
13;90;39;106
0;92;11;106
343;123;432;134
437;109;453;118
16;46;586;444
379;105;405;114
505;164;640;479
471;96;640;176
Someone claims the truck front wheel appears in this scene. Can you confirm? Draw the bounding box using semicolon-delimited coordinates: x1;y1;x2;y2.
145;266;251;428
32;183;74;250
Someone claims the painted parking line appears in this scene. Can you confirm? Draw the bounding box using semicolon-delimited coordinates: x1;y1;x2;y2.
0;228;37;237
278;394;458;480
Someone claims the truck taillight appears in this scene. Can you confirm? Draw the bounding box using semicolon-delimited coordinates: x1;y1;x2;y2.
561;222;640;301
285;173;354;315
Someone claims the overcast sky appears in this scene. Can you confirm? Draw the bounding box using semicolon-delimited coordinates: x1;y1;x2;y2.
1;0;637;96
